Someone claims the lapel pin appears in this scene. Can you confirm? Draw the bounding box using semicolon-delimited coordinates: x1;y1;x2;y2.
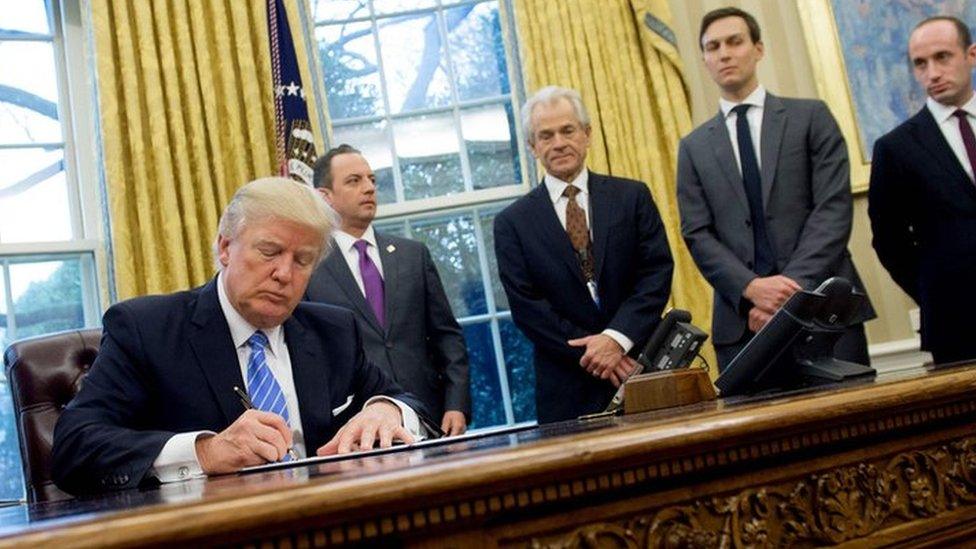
386;244;396;253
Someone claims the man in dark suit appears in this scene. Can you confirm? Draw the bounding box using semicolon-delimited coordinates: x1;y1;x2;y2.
869;16;976;364
53;178;427;495
494;86;674;423
677;7;875;370
307;145;470;435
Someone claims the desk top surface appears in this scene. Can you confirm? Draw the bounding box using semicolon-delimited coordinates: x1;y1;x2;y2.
2;362;973;544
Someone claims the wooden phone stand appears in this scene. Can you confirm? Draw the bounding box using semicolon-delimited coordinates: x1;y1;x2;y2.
622;368;717;415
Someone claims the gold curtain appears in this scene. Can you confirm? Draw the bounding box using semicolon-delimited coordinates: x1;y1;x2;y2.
90;0;325;300
511;0;717;372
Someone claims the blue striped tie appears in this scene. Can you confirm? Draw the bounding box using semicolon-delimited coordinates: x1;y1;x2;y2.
246;331;290;425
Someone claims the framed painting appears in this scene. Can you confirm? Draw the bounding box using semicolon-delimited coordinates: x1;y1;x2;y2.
797;0;976;193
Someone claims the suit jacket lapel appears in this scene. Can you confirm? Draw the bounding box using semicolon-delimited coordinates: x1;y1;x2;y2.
376;233;398;331
324;244;385;335
760;94;787;207
588;171;611;280
529;183;587;286
909;107;976;201
284;314;332;453
706;111;750;211
188;277;248;426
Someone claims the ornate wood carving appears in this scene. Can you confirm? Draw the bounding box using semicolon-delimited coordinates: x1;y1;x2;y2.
530;436;976;548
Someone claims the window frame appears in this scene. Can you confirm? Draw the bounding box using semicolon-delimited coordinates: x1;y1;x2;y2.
314;0;537;427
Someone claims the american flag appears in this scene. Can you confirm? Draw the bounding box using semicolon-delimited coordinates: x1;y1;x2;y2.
268;0;316;185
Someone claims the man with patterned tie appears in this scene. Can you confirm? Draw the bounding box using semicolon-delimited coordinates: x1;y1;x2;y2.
53;178;428;495
306;145;470;435
870;16;976;364
676;7;875;371
494;86;674;423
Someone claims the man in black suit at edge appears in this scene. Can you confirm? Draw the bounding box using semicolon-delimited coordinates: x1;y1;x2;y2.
870;15;976;364
494;86;674;423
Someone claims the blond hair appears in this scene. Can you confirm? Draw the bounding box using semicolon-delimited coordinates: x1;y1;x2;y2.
213;177;333;269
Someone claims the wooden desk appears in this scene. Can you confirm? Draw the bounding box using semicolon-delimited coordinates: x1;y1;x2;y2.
1;364;975;547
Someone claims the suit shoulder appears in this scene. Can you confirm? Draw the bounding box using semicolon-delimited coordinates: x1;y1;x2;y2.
293;301;357;329
592;172;651;198
106;287;199;324
496;190;538;220
375;231;426;254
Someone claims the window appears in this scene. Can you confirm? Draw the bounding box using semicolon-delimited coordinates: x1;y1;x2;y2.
0;1;105;501
314;0;536;428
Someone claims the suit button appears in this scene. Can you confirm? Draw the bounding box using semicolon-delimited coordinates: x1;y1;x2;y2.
385;342;393;349
744;219;751;227
765;214;773;221
747;261;754;269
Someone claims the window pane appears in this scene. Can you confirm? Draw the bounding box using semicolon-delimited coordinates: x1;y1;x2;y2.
409;212;486;316
373;219;407;238
0;375;25;502
373;0;436;16
499;318;535;423
332;121;397;204
0;0;50;35
378;12;450;113
9;257;89;340
0;266;7;346
463;322;505;428
476;206;508;310
394;113;463;200
446;2;510;101
461;102;520;190
0;148;71;243
0;41;62;144
312;0;369;23
318;21;384;119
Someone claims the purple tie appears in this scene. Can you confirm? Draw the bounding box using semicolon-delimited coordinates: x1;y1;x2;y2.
353;240;385;327
953;109;976;182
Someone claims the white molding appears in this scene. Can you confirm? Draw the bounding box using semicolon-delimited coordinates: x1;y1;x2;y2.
868;337;932;374
375;184;527;219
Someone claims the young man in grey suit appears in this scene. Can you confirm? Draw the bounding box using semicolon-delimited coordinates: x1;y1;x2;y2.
870;16;976;364
306;145;470;435
676;7;875;371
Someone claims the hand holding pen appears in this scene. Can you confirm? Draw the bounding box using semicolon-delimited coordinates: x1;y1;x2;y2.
233;386;299;462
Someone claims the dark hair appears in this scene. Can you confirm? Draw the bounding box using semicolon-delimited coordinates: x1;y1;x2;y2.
699;7;762;50
312;143;361;189
913;16;973;49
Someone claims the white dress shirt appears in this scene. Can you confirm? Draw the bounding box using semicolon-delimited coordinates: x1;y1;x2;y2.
926;93;976;181
542;170;634;354
720;85;767;173
151;271;422;483
333;225;385;294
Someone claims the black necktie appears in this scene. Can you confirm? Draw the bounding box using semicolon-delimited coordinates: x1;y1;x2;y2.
732;104;775;275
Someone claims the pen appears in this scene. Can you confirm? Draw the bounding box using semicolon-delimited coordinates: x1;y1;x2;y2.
233;386;299;461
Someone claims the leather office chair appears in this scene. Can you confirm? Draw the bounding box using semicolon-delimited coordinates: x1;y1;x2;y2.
3;329;101;502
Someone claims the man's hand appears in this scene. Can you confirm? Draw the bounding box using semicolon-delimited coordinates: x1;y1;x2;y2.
748;307;774;333
195;410;292;474
316;400;413;456
568;334;624;381
743;275;801;313
608;356;640;387
441;410;467;436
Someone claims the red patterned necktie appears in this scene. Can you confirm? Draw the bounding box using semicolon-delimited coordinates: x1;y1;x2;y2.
563;185;594;280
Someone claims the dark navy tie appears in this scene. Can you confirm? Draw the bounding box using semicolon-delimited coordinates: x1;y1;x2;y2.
732;104;775;275
953;110;976;183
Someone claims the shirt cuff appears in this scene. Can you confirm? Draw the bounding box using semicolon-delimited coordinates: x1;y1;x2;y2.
602;329;634;354
151;431;214;483
364;395;427;441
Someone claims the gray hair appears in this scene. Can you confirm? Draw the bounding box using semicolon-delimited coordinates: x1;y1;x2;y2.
213;177;333;270
521;86;591;143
